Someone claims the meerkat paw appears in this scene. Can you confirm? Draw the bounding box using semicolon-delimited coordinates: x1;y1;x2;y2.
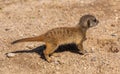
46;57;53;63
52;53;60;57
79;50;87;55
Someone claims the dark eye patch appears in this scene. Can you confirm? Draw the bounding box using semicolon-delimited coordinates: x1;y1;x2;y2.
93;19;97;22
87;20;91;27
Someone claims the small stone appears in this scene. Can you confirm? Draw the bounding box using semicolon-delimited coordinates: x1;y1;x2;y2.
91;57;96;62
6;53;16;58
90;47;95;53
26;44;35;49
54;60;60;65
5;28;10;31
60;61;65;64
111;34;117;36
110;46;119;53
43;65;47;69
111;24;115;27
32;33;37;36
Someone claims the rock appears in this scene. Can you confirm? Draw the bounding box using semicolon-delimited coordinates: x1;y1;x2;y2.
110;46;119;53
26;44;35;49
110;24;115;27
90;47;95;53
5;28;10;31
111;33;117;36
91;57;97;62
43;65;47;69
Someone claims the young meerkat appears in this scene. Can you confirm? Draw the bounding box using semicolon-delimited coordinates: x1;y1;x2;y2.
11;14;99;62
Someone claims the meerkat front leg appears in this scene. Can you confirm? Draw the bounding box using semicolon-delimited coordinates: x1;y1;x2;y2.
77;39;87;54
43;42;58;62
77;44;86;54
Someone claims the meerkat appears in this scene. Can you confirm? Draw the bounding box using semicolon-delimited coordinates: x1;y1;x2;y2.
11;14;99;62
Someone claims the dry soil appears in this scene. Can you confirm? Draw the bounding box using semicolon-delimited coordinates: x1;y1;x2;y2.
0;0;120;74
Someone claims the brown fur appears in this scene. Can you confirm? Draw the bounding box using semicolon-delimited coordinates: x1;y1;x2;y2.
12;14;99;62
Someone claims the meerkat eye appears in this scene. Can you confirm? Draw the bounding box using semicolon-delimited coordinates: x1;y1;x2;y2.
93;19;99;24
93;19;97;22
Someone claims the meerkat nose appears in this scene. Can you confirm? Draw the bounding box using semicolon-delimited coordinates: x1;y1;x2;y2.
96;20;99;23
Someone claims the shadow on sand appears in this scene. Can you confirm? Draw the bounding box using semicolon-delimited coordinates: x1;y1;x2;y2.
7;44;83;61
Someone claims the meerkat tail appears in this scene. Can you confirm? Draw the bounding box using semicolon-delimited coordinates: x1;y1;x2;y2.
11;35;44;44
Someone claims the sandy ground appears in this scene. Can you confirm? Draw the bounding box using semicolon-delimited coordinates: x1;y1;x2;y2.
0;0;120;74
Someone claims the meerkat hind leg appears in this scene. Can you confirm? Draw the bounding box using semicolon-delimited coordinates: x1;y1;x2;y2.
43;43;58;62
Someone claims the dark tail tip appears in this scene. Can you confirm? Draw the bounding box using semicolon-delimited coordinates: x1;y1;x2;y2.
11;40;19;44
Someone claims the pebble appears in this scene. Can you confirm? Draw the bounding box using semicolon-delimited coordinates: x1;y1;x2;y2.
111;33;117;36
54;60;60;65
91;57;97;62
5;28;10;31
110;46;119;53
43;65;47;69
26;44;35;49
110;24;115;27
32;33;37;36
90;47;95;53
6;53;16;58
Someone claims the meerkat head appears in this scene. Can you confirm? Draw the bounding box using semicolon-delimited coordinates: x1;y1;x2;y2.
79;14;99;29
